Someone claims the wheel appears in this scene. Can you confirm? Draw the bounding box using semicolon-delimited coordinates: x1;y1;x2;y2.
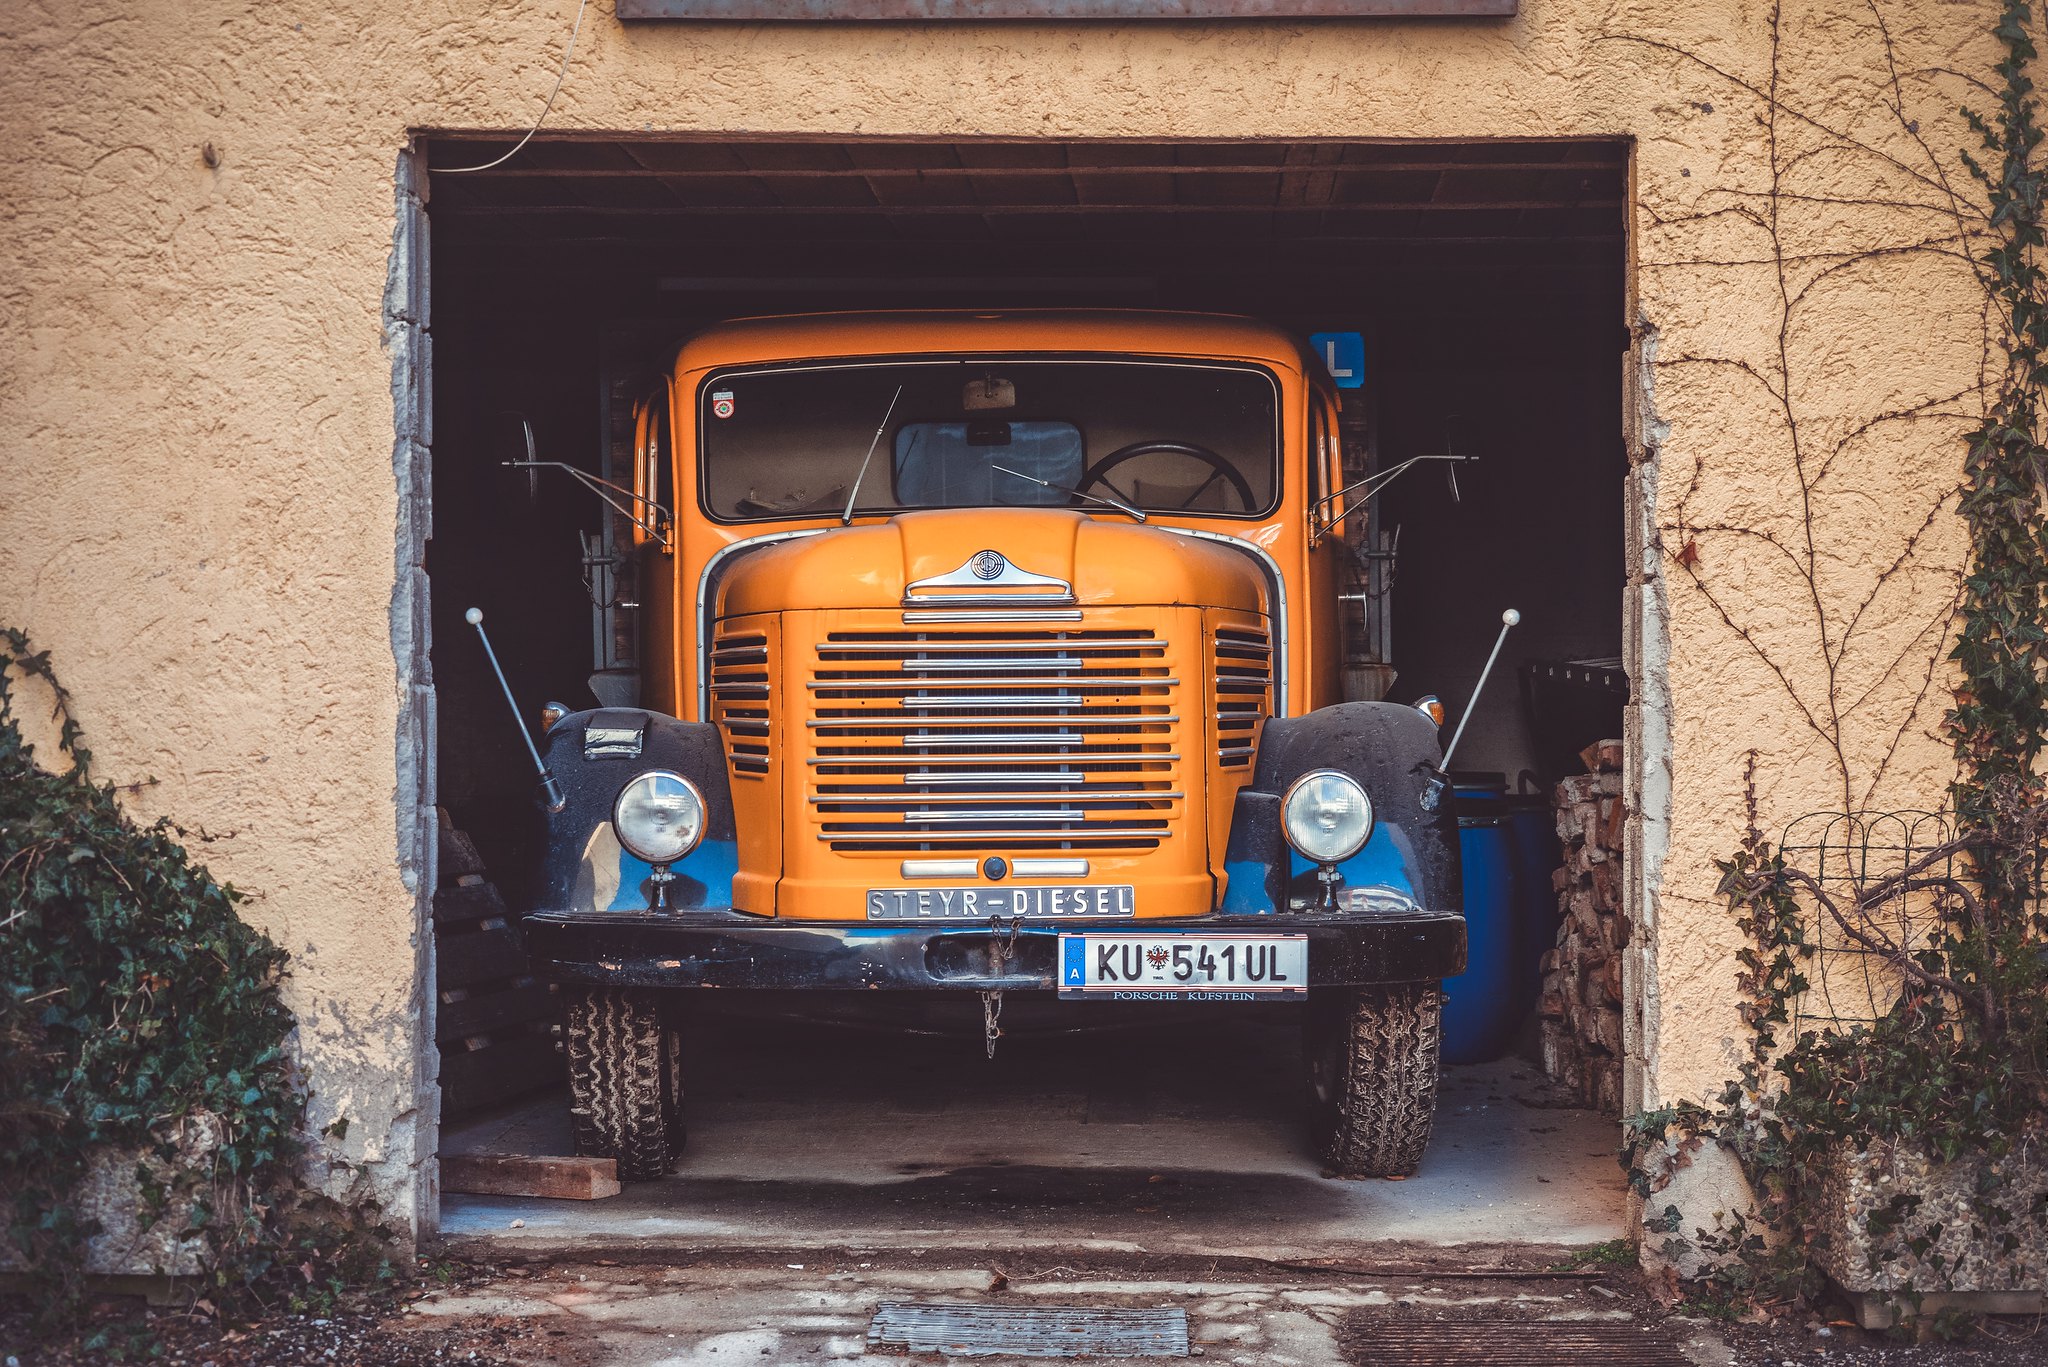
563;987;684;1180
1304;981;1443;1178
1078;440;1258;513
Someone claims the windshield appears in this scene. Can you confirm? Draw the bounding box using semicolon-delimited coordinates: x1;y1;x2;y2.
697;358;1279;522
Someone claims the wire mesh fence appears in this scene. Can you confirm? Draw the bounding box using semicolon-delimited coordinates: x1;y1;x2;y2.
1777;809;2047;1035
1778;811;1949;1032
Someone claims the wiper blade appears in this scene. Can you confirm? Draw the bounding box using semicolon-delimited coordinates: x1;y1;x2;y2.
991;463;1147;522
841;384;906;525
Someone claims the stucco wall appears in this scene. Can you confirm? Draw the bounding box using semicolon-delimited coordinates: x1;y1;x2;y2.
0;0;1996;1238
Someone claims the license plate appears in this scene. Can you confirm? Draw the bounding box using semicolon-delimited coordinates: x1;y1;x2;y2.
865;884;1135;921
1058;933;1308;1001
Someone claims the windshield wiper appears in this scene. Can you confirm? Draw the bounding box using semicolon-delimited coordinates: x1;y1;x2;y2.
841;384;906;525
991;463;1147;522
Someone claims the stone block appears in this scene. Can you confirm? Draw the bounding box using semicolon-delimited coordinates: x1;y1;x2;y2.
1812;1125;2048;1314
0;1115;221;1277
1636;1137;1780;1285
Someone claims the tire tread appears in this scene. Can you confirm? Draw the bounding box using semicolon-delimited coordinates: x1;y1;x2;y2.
563;987;680;1181
1317;982;1442;1178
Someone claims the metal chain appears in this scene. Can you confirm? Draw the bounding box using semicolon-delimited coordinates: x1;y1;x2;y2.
988;915;1022;975
981;916;1023;1059
980;989;1004;1060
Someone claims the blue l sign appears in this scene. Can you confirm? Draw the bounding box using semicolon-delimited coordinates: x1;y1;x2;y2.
1310;332;1365;389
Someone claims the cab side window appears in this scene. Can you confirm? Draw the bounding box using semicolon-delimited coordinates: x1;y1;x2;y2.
1310;398;1334;535
636;379;673;546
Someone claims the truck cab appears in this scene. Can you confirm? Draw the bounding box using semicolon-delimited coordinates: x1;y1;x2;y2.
517;311;1464;1181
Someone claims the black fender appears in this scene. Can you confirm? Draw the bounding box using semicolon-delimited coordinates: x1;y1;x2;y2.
1222;702;1462;922
535;708;740;913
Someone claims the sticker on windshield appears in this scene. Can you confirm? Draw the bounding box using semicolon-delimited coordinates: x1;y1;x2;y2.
711;390;736;419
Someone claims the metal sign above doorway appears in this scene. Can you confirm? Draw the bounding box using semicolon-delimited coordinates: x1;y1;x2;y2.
619;0;1512;17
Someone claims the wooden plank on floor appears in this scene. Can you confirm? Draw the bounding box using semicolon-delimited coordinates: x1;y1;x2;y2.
441;1152;620;1201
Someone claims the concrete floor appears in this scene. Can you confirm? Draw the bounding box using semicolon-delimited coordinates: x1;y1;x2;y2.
403;1259;1713;1367
439;1009;1626;1263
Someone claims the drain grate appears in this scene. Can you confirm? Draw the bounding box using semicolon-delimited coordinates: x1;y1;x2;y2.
868;1301;1190;1358
1346;1318;1692;1366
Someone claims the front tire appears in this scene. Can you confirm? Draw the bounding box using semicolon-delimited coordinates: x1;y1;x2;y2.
564;987;684;1181
1305;981;1443;1178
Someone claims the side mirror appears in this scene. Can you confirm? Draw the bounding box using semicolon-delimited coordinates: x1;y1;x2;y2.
497;410;673;550
495;410;541;504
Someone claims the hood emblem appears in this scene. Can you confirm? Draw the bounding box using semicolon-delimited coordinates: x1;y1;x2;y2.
904;549;1076;608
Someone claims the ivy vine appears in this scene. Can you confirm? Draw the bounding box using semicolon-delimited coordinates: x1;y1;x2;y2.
1628;0;2048;1327
0;628;393;1327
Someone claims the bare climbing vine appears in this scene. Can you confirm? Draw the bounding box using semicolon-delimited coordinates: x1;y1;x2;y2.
1620;0;1995;816
1612;0;2048;1328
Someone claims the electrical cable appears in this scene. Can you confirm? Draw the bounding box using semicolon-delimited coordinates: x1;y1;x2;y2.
436;0;592;175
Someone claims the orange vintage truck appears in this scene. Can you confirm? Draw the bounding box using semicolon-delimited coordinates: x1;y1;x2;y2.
496;311;1465;1180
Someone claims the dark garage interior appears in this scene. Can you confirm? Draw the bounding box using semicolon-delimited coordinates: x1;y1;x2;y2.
420;138;1630;1183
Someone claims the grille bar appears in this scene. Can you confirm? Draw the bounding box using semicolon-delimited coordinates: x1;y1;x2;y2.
812;675;1177;691
811;713;1180;729
812;751;1180;767
807;623;1180;853
1213;622;1272;770
711;628;774;777
817;790;1184;806
819;636;1164;654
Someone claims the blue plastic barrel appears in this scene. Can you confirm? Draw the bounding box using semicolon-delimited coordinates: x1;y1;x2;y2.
1443;772;1518;1064
1504;788;1564;1025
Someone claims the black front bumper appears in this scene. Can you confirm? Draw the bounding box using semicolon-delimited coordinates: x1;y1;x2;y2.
521;910;1466;992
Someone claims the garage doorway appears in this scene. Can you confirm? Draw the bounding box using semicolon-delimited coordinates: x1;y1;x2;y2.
415;137;1634;1244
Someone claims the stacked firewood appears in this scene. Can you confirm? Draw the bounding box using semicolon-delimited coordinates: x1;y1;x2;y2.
1536;739;1627;1114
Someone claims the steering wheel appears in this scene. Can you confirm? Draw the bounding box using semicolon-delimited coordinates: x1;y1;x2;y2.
1077;440;1258;514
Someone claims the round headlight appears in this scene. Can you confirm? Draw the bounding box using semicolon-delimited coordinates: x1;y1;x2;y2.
611;770;706;865
1282;769;1374;864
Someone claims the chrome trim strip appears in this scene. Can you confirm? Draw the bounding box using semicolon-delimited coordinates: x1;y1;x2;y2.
901;608;1085;623
808;676;1175;692
890;809;1090;824
818;638;1162;654
896;732;1088;747
819;829;1167;843
817;790;1184;805
1159;527;1290;717
889;772;1092;786
1013;859;1091;878
900;859;981;879
809;714;1181;728
902;592;1077;607
812;751;1180;766
899;693;1082;709
696;529;828;718
904;550;1074;601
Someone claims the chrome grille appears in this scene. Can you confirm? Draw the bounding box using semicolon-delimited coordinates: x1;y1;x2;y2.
1214;624;1272;769
711;629;772;776
809;628;1180;852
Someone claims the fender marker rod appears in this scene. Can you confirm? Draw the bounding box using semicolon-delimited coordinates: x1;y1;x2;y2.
467;607;568;812
1440;607;1521;772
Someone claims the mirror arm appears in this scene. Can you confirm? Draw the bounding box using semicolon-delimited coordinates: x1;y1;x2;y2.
1312;454;1475;538
505;460;672;549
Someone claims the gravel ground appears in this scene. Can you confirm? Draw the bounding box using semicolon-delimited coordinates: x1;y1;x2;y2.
0;1262;542;1367
6;1256;2043;1365
1719;1314;2048;1366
